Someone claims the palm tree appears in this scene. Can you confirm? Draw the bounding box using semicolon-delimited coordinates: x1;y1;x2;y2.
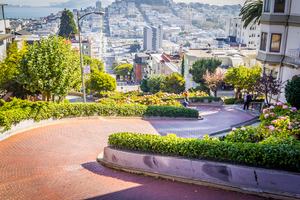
239;0;263;28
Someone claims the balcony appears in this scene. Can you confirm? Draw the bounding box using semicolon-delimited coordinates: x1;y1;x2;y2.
285;49;300;67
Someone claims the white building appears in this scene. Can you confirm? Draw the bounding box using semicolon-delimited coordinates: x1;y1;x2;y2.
226;17;260;49
143;25;163;52
257;0;300;102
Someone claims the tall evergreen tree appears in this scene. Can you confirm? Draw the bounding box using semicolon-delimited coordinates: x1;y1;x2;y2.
58;9;78;39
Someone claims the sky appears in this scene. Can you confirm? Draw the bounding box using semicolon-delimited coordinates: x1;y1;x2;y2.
3;0;246;7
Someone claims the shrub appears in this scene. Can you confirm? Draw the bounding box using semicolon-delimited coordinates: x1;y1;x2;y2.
223;126;265;143
0;99;198;131
285;76;300;109
163;73;185;94
87;71;116;92
108;133;300;172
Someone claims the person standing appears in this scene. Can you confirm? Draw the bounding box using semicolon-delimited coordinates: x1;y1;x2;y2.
243;92;252;110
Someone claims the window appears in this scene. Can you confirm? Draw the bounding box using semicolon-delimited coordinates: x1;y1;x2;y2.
270;33;282;52
264;0;271;12
274;0;285;13
260;32;268;51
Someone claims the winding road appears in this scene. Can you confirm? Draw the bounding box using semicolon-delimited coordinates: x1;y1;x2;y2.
0;107;265;200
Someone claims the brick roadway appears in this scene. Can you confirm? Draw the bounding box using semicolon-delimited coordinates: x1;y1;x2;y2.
0;118;267;200
151;105;255;138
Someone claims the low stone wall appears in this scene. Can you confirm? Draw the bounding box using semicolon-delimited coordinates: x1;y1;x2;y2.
98;147;300;200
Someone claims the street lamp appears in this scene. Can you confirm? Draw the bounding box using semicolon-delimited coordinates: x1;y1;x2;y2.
77;10;104;103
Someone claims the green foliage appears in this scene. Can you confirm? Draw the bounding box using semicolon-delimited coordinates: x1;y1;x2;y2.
189;58;221;84
181;56;185;77
19;36;81;101
147;75;166;94
240;0;263;28
224;65;261;97
140;79;150;93
108;132;300;172
163;73;185;94
0;42;29;98
285;76;300;109
88;71;117;92
83;56;104;72
58;9;78;39
223;98;244;105
0;99;198;131
114;63;133;76
224;127;265;143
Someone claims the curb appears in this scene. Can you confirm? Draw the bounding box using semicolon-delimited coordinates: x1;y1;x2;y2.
209;116;260;137
98;147;300;200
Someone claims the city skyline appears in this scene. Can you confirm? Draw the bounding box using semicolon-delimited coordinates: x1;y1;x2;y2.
4;0;245;7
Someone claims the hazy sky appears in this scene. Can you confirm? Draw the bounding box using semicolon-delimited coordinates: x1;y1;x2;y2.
3;0;245;7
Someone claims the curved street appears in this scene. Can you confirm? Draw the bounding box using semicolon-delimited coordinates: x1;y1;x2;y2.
0;115;266;200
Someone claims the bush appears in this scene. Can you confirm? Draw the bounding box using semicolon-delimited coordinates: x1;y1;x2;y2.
87;71;116;93
285;76;300;109
163;73;185;94
108;133;300;172
0;99;198;131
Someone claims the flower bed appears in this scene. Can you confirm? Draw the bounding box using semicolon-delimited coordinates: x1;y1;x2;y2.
0;99;199;131
108;133;300;172
97;91;216;106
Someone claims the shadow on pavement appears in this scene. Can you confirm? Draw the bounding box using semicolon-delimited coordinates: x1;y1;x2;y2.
81;161;266;200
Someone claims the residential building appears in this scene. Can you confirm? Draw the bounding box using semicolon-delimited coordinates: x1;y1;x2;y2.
226;17;260;49
0;4;12;61
147;53;181;76
257;0;300;102
143;25;163;52
71;39;92;57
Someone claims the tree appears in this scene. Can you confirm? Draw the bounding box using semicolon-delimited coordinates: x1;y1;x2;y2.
140;78;150;93
204;67;226;97
181;56;185;77
83;56;104;72
147;75;166;94
0;41;30;98
240;0;263;28
285;76;300;109
87;71;116;92
129;43;141;53
224;65;261;98
19;36;81;101
189;58;221;84
114;63;133;79
254;72;282;105
58;9;78;39
164;73;185;94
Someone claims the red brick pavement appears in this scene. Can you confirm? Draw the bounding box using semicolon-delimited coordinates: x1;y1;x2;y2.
0;118;267;200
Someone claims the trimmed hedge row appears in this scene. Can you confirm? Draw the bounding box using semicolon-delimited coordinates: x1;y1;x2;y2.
0;100;199;131
108;133;300;172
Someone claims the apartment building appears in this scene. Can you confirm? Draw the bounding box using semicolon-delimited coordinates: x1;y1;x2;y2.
143;25;163;52
257;0;300;102
226;17;260;49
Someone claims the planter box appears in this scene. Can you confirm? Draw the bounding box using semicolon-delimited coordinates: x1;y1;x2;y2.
98;147;300;200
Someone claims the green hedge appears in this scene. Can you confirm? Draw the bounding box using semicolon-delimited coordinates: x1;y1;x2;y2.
0;99;199;131
108;133;300;172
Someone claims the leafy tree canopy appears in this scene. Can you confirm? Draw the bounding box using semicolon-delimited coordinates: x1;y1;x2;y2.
0;41;30;98
224;65;261;95
19;36;81;101
83;55;104;72
58;9;78;39
164;73;185;94
189;58;221;84
114;63;133;76
87;71;117;92
285;76;300;109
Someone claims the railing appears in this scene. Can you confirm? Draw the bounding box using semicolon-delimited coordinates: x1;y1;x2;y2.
287;48;300;65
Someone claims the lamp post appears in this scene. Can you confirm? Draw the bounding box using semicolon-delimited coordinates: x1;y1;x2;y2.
77;10;104;103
